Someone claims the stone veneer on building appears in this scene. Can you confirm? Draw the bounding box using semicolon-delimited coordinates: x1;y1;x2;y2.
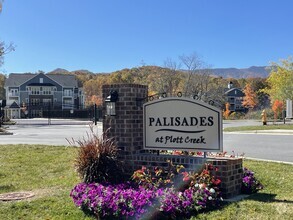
102;84;243;198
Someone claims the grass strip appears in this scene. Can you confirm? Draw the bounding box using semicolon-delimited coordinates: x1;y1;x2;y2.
224;124;293;132
0;145;292;219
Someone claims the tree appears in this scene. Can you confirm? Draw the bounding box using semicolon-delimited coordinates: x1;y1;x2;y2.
0;73;5;99
0;41;15;68
147;59;183;97
263;57;293;102
83;74;110;107
247;77;270;109
272;100;284;120
0;1;15;67
179;53;212;99
223;102;231;119
242;83;258;109
0;0;3;13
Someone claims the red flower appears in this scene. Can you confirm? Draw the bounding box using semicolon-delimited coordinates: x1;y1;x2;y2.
181;172;190;182
212;178;221;186
197;151;203;156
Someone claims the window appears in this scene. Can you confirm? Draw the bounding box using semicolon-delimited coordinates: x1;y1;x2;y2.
63;99;72;104
63;99;73;108
40;78;43;83
31;87;40;95
9;89;19;96
43;87;52;95
43;99;52;106
31;98;40;106
63;89;73;96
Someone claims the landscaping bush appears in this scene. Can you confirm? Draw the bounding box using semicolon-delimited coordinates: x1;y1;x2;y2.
244;108;274;120
71;128;126;184
227;112;245;120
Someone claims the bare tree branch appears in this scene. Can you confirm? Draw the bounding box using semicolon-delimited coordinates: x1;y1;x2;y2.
0;42;15;67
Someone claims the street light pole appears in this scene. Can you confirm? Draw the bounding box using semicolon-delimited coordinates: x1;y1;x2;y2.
94;104;97;125
48;104;51;125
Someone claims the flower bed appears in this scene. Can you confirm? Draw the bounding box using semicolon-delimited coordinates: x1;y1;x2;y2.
71;163;223;219
71;164;264;220
70;133;263;219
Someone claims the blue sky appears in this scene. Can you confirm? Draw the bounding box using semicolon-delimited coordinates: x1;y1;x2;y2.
0;0;292;74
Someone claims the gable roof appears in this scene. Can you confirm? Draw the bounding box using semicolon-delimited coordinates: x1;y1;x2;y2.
224;88;244;97
47;74;78;87
4;73;78;88
4;73;35;87
9;101;20;108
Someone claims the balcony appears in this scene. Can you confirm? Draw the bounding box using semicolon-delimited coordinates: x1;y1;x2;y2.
8;92;19;97
29;91;57;95
63;92;74;97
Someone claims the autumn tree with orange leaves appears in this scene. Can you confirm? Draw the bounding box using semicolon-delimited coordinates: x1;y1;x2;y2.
242;83;258;110
272;100;284;120
223;102;231;119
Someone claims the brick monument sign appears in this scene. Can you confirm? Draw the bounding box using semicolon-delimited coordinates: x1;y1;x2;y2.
102;84;243;198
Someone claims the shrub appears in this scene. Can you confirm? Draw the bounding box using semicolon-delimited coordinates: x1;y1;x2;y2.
227;112;245;120
70;127;125;184
131;160;185;189
244;108;274;120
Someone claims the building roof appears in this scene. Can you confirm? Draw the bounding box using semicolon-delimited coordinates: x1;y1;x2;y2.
9;101;20;109
224;88;244;97
4;73;78;88
47;74;78;87
4;73;35;87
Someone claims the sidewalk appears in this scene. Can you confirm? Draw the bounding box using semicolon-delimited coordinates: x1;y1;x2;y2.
225;129;293;135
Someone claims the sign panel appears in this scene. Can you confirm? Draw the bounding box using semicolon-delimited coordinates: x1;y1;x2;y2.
143;97;223;152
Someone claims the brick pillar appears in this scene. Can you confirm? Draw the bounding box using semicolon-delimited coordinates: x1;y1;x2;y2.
209;157;243;198
102;84;148;153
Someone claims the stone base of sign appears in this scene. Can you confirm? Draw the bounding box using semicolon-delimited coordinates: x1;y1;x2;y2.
208;157;243;198
122;152;243;199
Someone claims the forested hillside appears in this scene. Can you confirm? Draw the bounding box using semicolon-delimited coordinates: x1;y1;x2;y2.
45;65;269;109
1;62;286;112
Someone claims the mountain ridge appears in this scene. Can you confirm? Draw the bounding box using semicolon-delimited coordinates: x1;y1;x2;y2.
47;66;270;78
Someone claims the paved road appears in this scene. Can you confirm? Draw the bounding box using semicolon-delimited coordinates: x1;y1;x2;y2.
1;119;292;163
222;120;293;163
0;119;102;146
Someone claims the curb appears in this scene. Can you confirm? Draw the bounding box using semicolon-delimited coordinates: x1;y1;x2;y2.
224;130;293;135
245;157;293;165
0;132;13;135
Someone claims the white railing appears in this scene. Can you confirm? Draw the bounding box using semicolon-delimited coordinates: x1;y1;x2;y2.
63;93;74;97
8;92;19;97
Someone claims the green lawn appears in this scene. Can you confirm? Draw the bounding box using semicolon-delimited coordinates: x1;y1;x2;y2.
224;124;293;132
0;145;292;219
